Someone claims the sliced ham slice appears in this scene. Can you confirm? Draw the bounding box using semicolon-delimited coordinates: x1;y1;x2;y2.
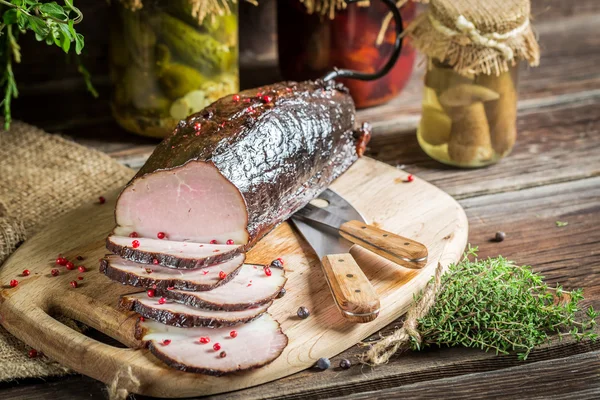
106;235;242;269
100;254;245;291
136;313;287;375
120;292;271;328
159;264;286;311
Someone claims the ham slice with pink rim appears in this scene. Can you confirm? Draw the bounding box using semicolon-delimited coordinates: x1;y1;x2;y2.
120;292;271;328
106;235;243;269
100;254;245;291
136;313;288;375
113;162;250;246
159;264;286;311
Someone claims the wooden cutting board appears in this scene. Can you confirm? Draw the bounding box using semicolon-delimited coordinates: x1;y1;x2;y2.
0;157;467;397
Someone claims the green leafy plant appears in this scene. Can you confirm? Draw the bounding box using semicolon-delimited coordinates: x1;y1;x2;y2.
414;246;598;360
0;0;96;129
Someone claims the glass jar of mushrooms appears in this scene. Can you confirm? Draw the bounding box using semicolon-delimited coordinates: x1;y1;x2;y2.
405;0;539;168
417;60;519;167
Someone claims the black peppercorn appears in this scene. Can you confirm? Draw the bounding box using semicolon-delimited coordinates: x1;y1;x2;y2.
297;306;310;319
270;259;283;269
316;357;330;370
277;288;286;299
495;231;506;242
339;359;351;369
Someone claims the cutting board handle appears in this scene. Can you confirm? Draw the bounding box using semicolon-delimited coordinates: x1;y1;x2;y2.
47;290;139;348
1;300;145;391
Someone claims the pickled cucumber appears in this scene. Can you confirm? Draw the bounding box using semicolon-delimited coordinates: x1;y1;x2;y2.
159;62;207;99
158;12;233;74
117;65;170;112
205;14;238;47
155;44;171;73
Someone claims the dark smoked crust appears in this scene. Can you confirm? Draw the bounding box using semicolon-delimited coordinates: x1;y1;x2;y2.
156;274;288;311
135;315;289;375
105;237;243;269
99;257;242;291
119;295;270;328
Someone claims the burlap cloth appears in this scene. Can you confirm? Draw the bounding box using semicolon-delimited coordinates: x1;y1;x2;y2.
0;121;132;381
405;0;540;76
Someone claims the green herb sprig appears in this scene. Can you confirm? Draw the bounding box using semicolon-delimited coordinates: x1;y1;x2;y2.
414;246;598;360
0;0;96;130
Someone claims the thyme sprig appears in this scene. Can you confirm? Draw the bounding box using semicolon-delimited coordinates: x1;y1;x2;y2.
414;246;598;360
0;0;95;130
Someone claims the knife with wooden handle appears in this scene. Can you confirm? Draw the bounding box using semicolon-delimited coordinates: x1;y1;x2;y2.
294;203;428;268
320;253;380;322
291;190;381;323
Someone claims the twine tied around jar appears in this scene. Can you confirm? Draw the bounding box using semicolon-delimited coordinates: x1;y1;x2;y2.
405;0;540;76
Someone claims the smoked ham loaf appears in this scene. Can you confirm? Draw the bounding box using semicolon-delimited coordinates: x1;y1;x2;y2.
109;80;369;266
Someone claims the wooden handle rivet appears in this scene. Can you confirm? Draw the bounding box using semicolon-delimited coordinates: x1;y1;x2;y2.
338;259;344;262
346;274;354;278
383;234;388;237
355;289;361;293
361;226;366;229
404;242;410;246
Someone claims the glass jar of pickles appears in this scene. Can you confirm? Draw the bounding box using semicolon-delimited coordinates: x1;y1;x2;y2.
418;61;519;167
109;0;239;138
405;0;539;167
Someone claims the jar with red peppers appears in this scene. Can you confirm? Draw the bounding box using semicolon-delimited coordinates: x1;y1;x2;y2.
277;0;416;109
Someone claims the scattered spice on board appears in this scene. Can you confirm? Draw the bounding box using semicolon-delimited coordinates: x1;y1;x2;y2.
556;221;569;227
297;306;310;319
361;246;598;365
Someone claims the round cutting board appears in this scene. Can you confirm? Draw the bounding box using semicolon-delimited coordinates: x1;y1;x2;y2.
0;157;467;397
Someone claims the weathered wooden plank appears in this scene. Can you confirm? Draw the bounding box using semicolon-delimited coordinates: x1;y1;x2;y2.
0;376;106;400
531;0;600;21
370;99;600;199
336;350;600;400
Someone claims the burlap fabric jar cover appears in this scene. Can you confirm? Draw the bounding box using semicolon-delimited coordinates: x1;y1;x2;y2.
408;0;540;168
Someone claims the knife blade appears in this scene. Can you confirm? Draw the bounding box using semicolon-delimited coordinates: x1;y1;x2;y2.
295;203;428;268
291;190;380;323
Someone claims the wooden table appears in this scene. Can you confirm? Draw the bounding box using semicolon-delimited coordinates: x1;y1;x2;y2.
2;1;599;399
